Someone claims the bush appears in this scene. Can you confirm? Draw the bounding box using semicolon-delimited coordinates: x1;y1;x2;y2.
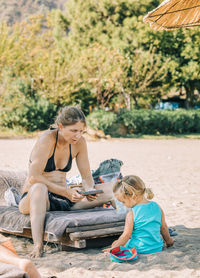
0;97;58;131
87;110;117;134
0;79;58;131
87;109;200;136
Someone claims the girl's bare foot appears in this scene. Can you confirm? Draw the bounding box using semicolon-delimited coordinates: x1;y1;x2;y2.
19;259;41;278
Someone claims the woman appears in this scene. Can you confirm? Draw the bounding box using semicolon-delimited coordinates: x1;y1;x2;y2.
19;106;114;258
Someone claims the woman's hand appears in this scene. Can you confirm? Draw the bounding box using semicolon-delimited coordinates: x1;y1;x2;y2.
67;189;84;202
85;194;98;202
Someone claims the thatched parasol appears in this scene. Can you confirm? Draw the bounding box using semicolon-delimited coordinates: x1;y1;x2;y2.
144;0;200;30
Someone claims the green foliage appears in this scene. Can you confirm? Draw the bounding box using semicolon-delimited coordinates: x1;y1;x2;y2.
70;44;126;108
120;48;168;108
70;88;96;115
140;28;200;107
0;78;57;131
61;0;200;108
0;97;57;131
87;110;117;134
119;109;200;134
87;109;200;135
0;0;200;133
64;0;160;51
118;109;172;134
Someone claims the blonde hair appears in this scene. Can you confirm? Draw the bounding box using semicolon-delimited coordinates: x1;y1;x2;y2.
55;106;86;127
113;175;154;200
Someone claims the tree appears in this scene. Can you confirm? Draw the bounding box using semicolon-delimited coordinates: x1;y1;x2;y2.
138;26;200;108
61;0;160;53
57;0;167;108
119;48;168;109
68;43;126;108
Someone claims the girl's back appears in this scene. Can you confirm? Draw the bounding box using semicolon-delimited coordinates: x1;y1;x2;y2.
127;201;163;254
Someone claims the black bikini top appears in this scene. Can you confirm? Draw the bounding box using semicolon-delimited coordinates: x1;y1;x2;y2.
44;130;72;173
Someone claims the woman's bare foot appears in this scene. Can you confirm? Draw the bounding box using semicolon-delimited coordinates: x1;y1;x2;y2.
19;259;41;278
29;245;43;258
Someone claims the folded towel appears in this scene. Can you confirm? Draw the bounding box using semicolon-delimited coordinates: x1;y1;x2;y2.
4;187;21;207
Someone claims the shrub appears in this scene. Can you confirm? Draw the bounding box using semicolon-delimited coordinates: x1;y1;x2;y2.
87;110;117;134
0;79;58;131
0;97;58;131
87;109;200;136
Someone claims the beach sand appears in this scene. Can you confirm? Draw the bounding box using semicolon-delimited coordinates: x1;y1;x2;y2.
0;138;200;278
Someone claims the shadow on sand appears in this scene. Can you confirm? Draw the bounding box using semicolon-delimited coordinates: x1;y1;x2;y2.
74;225;200;273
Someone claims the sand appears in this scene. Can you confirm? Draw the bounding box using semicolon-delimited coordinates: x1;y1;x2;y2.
0;137;200;278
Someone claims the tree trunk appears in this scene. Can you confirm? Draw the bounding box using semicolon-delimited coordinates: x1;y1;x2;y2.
132;94;138;109
96;84;101;108
185;84;195;109
122;89;131;110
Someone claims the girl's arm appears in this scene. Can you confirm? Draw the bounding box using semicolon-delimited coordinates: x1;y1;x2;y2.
160;207;174;247
104;210;134;252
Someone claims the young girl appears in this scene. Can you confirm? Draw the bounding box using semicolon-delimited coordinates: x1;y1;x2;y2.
104;175;174;254
0;237;41;278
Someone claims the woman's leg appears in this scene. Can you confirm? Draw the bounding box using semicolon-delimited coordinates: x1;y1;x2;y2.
0;245;41;278
19;183;50;258
71;181;116;210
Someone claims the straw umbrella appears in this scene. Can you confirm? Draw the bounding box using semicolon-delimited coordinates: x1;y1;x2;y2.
144;0;200;30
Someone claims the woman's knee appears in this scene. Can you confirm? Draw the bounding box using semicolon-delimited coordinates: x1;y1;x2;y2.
19;203;30;215
19;195;30;214
19;184;48;214
29;183;48;200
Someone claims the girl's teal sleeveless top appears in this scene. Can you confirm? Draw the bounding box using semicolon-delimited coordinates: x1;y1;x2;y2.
126;201;163;254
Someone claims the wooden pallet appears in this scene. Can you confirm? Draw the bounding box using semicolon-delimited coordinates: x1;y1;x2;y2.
0;223;124;249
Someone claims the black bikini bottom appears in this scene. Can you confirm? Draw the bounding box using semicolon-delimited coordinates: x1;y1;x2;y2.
20;192;75;211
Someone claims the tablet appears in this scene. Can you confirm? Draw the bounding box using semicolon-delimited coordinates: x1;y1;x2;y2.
78;189;104;196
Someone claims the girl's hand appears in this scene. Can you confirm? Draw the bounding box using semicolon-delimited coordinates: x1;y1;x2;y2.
103;240;118;253
166;237;174;247
111;240;118;248
103;247;111;253
67;189;84;202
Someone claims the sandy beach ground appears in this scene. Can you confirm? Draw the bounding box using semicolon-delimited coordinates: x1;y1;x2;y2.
0;137;200;278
